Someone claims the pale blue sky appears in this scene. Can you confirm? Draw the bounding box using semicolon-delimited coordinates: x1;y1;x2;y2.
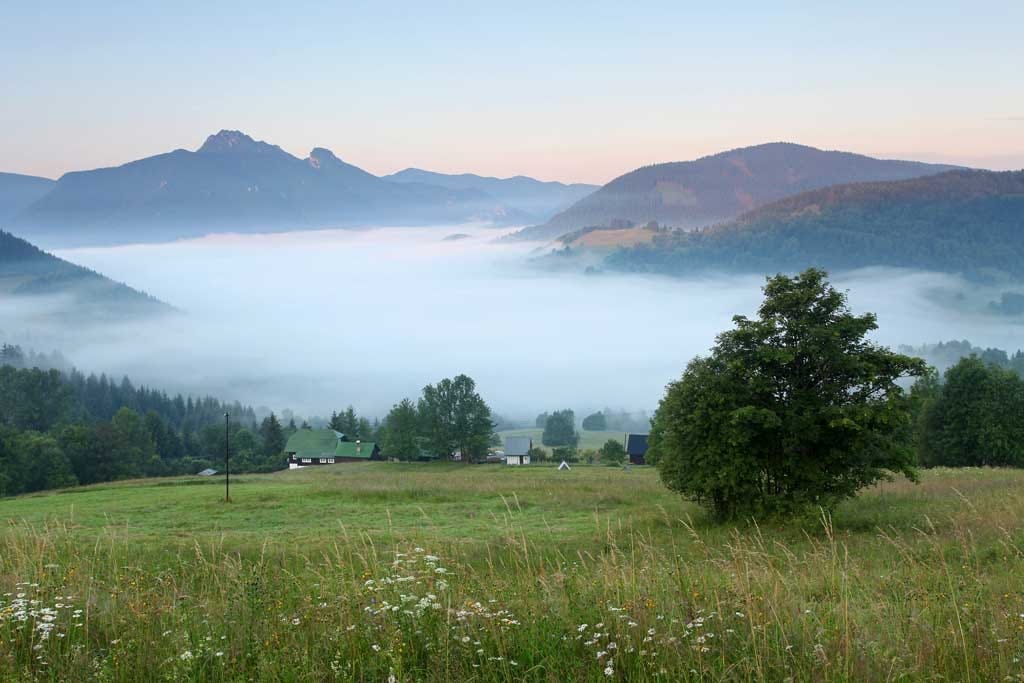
3;1;1022;183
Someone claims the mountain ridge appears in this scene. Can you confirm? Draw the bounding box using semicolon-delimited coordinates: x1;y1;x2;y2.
511;142;964;241
8;131;594;248
601;169;1024;279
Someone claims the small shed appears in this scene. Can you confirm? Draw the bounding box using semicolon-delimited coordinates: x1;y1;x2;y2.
504;436;532;466
625;433;649;465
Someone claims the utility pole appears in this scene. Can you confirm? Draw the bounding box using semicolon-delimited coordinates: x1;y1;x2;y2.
224;412;230;502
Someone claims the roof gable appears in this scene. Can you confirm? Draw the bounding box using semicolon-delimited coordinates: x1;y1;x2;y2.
504;436;532;456
285;429;343;457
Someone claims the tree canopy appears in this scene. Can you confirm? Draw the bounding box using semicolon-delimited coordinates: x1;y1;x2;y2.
542;409;578;447
418;375;494;462
650;268;926;520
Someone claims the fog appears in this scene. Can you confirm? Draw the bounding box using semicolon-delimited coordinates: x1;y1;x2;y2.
15;224;1020;420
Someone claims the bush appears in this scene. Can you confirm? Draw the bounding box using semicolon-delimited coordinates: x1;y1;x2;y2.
598;439;626;466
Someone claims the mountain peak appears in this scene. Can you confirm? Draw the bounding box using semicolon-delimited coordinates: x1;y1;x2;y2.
197;130;266;154
307;147;341;168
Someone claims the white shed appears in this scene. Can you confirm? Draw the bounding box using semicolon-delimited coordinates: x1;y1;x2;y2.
504;436;532;465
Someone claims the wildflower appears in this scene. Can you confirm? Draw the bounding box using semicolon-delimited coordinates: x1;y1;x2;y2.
578;624;589;632
215;651;224;657
180;650;193;661
604;665;614;676
291;618;301;626
372;644;381;652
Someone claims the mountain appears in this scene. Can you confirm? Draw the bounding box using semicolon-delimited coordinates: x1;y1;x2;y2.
384;168;597;223
511;142;962;241
0;172;55;222
0;230;173;321
602;169;1024;279
9;131;513;248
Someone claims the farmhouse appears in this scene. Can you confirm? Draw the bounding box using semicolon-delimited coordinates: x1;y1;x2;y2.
504;436;532;465
625;433;649;465
285;429;379;468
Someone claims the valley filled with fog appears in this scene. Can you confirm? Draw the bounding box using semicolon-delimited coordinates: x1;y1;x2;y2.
19;225;1022;420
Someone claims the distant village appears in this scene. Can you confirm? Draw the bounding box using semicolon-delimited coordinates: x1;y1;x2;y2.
281;429;649;469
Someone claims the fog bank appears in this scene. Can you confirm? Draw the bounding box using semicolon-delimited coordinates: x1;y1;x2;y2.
30;225;1024;419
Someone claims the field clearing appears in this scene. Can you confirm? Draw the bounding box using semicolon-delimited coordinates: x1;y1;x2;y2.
1;464;1024;681
497;428;626;455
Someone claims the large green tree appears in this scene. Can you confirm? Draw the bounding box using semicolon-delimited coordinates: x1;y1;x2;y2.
381;398;420;460
418;375;494;462
259;413;287;462
650;268;926;520
541;409;578;447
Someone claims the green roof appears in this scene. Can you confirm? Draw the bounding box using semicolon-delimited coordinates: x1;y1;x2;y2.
285;430;376;459
335;441;376;459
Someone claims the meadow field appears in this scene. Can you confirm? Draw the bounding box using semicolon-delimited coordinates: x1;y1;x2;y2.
1;463;1023;681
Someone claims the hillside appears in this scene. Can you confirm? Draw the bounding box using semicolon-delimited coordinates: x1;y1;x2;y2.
511;142;961;241
10;131;516;248
0;230;173;320
385;168;597;223
603;169;1024;279
0;172;55;221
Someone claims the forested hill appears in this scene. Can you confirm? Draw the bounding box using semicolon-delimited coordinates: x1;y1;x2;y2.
0;344;278;497
602;170;1024;279
511;142;960;241
0;230;173;321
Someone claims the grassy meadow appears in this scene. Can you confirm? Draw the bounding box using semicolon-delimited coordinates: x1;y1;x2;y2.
1;463;1024;681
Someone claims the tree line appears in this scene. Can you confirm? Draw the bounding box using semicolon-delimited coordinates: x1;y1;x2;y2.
0;344;296;496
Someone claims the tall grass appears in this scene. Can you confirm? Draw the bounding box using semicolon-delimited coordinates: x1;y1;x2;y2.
1;467;1024;681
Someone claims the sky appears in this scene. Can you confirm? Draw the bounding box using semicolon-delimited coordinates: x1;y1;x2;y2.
3;1;1023;184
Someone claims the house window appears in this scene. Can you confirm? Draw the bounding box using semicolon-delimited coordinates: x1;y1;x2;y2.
302;458;311;463
327;459;335;464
